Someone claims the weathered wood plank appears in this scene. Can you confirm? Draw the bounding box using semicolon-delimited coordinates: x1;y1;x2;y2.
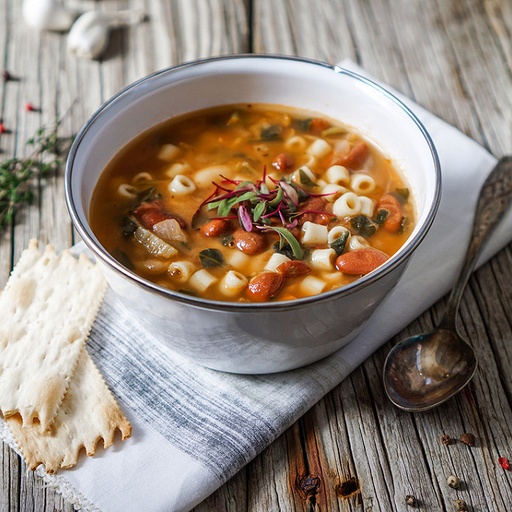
2;0;512;511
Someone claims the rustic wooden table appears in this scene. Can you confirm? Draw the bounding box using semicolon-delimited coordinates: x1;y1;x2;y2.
1;0;511;510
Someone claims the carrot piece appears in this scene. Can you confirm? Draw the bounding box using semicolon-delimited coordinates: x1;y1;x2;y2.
330;141;368;169
308;118;331;134
377;193;404;233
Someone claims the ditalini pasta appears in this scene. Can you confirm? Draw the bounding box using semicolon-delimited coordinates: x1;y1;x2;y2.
90;104;415;302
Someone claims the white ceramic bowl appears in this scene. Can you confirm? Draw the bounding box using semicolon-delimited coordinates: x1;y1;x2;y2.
65;55;441;374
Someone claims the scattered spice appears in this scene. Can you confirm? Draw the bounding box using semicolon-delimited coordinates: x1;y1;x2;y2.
296;473;321;500
498;457;510;470
459;433;476;447
454;499;468;511
405;494;417;507
440;434;454;446
447;474;460;489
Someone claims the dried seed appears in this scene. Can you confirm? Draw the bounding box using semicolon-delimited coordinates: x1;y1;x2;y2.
441;434;454;446
459;433;476;447
405;494;417;507
455;499;468;511
447;474;460;489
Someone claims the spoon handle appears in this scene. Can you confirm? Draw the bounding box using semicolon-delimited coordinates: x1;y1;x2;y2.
439;156;512;331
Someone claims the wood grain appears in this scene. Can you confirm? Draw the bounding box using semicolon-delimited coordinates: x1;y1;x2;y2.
1;1;511;511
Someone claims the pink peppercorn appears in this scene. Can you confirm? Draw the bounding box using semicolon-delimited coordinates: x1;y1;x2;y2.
498;457;510;470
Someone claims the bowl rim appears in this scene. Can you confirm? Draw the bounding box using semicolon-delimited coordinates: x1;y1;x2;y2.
65;53;441;312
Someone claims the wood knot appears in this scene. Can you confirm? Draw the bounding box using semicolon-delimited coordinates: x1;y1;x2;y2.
335;477;360;498
295;473;321;500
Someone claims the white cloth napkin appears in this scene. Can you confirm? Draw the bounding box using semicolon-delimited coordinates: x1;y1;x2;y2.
1;60;509;512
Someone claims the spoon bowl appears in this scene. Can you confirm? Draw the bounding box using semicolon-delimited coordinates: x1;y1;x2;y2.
383;328;478;411
383;156;512;411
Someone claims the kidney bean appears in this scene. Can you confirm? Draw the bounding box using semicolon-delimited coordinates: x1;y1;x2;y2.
133;201;187;229
377;193;404;233
233;228;267;255
299;197;331;225
246;272;285;302
335;247;389;275
200;219;231;237
276;260;312;277
272;152;295;171
330;141;368;169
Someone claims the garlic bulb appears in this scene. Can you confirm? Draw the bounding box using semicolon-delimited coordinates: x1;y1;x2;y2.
67;9;146;60
67;11;110;60
22;0;76;31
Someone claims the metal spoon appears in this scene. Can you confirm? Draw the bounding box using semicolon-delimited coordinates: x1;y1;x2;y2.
383;156;512;412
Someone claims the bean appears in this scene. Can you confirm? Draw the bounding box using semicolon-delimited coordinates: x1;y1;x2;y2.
276;260;312;277
233;228;267;255
272;152;294;171
299;197;331;225
200;219;231;237
335;247;389;275
133;201;187;229
246;272;285;302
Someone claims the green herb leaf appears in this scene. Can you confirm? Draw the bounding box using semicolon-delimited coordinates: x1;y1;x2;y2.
270;227;304;259
393;188;410;204
293;118;312;132
199;248;224;268
374;209;389;225
350;215;377;237
135;186;159;205
121;217;137;237
260;124;282;141
329;230;349;255
252;201;266;222
298;168;318;187
221;234;235;247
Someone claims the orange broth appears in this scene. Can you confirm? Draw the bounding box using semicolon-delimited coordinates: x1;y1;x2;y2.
90;104;415;302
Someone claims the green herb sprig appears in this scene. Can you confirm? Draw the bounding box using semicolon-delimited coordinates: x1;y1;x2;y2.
0;120;70;229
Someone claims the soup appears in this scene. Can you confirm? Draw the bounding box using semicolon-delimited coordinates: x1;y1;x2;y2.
90;104;415;302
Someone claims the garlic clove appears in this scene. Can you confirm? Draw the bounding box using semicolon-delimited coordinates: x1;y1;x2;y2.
67;11;110;60
22;0;76;32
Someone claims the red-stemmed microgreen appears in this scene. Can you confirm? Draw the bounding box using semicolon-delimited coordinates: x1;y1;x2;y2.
194;167;322;259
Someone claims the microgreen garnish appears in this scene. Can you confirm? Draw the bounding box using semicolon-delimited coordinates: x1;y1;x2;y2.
268;226;304;259
196;168;322;260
